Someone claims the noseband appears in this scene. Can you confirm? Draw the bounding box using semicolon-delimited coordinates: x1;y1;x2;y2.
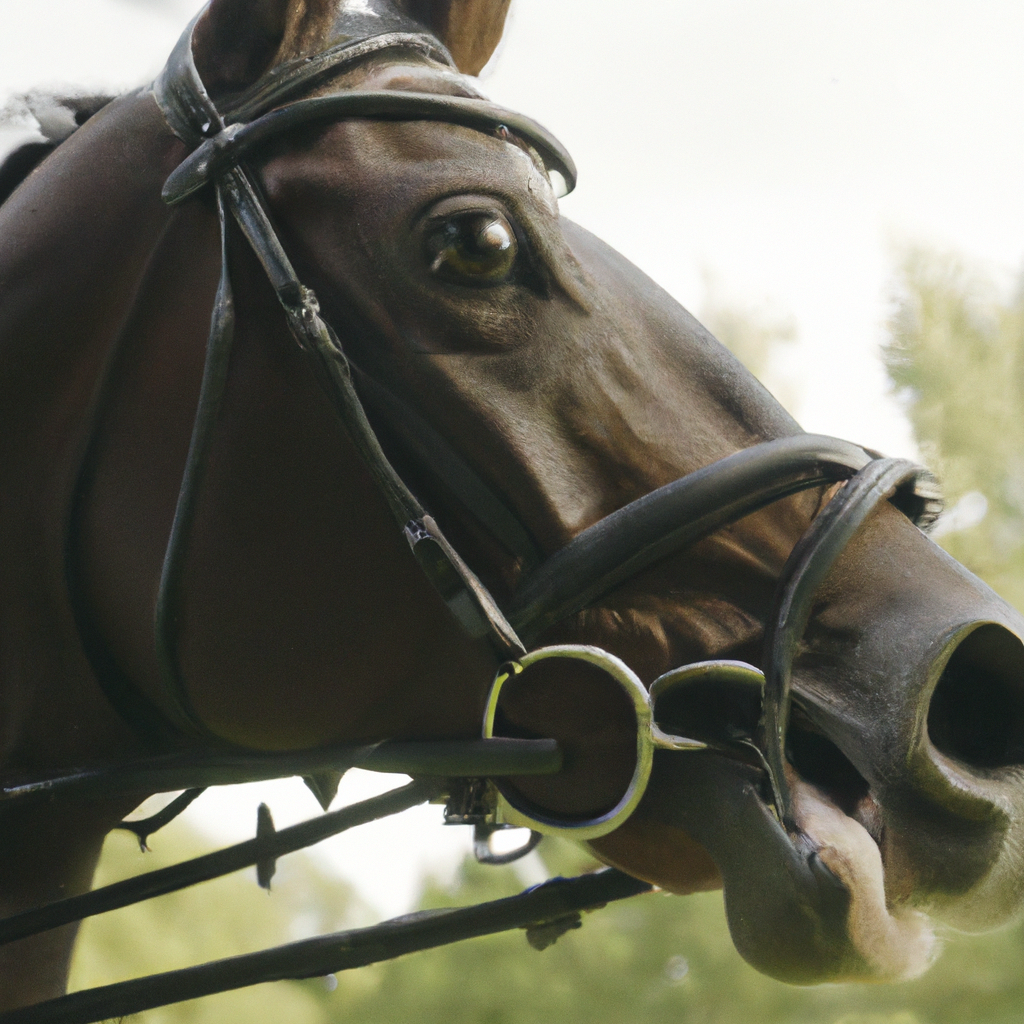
0;14;942;1023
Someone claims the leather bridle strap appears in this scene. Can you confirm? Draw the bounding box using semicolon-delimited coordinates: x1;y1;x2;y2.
161;90;576;205
150;17;944;777
0;863;649;1024
506;435;941;642
150;21;555;735
353;367;544;570
760;456;928;826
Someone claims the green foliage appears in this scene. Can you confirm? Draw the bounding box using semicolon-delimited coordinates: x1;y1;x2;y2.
884;249;1024;608
71;825;1024;1024
68;823;371;1024
700;275;799;412
315;838;1024;1024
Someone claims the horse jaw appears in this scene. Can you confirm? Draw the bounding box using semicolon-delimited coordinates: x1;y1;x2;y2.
593;748;936;985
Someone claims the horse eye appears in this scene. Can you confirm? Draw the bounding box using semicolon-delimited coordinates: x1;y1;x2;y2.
425;211;518;284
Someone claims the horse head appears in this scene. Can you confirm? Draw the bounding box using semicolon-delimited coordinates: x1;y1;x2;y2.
2;0;1024;1007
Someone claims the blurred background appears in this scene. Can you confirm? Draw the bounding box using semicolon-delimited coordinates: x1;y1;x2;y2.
4;1;1024;1021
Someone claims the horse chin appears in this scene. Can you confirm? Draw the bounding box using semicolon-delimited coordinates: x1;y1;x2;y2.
607;749;936;985
785;774;936;982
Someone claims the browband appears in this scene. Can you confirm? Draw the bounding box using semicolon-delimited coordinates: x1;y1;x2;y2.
162;90;576;204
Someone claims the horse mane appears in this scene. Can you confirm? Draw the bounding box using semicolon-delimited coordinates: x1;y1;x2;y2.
0;92;115;207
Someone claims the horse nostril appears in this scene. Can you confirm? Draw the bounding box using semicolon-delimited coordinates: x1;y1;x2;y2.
927;624;1024;769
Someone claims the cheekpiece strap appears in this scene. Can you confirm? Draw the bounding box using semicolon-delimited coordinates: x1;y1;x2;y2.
147;9;527;740
152;12;225;149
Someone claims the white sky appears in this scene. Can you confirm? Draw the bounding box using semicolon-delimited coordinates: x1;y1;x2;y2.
4;0;1024;914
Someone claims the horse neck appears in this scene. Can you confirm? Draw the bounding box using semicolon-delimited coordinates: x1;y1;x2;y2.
0;794;140;1012
0;91;187;774
0;91;185;427
0;89;185;556
0;97;181;1010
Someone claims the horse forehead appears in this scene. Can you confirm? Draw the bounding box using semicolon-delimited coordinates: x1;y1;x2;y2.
262;115;555;213
249;58;549;199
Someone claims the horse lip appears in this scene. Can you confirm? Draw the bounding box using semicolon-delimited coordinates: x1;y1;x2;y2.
785;770;937;981
639;749;861;982
850;787;885;848
651;667;888;845
637;741;937;983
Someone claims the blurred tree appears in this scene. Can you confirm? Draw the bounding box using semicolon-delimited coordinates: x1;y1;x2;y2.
69;819;1024;1024
69;814;369;1024
317;835;1024;1024
699;272;800;413
884;249;1024;609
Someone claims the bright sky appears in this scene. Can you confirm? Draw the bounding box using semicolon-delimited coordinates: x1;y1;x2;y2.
4;0;1024;914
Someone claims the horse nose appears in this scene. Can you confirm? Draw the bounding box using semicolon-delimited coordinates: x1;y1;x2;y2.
926;623;1024;771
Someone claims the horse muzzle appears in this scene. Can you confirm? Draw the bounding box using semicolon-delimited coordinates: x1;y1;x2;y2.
466;435;1024;983
488;457;1024;984
633;514;1024;984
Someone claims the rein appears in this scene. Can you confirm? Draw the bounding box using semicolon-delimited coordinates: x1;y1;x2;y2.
0;9;942;1021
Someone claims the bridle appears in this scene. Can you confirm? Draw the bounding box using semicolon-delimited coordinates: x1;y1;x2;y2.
148;7;942;818
0;9;943;1023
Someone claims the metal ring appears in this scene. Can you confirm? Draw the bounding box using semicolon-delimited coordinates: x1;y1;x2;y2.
472;822;543;865
482;645;654;841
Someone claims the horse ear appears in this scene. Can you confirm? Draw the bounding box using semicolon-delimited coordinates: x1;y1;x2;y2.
191;0;290;96
405;0;513;75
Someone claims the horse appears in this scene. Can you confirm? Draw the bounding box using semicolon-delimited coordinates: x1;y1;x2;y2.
3;0;1024;1015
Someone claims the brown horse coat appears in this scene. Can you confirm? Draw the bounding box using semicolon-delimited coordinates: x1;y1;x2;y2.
3;0;1024;1009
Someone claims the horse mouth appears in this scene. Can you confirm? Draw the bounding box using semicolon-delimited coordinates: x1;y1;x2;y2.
787;708;877;832
645;684;937;983
783;739;937;984
785;708;893;885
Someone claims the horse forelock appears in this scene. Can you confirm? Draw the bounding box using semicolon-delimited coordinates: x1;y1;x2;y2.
1;91;116;144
